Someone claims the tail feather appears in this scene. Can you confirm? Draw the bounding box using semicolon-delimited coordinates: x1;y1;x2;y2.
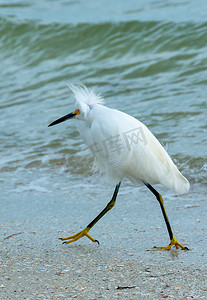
162;166;190;194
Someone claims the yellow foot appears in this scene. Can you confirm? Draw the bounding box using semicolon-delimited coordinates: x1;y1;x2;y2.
59;227;99;245
152;236;189;251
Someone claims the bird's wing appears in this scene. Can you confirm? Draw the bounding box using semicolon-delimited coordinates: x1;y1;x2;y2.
87;106;189;194
129;120;190;194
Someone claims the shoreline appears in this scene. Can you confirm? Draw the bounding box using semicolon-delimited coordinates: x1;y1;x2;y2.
1;184;206;299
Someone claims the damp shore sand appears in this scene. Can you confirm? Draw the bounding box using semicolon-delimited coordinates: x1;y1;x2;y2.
1;185;206;299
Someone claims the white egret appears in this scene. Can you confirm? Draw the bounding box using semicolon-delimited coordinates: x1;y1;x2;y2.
48;84;189;250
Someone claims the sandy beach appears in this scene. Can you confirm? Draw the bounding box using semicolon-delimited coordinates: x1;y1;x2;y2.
1;243;207;299
1;183;206;299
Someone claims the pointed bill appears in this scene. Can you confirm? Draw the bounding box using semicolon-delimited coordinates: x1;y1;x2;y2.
48;112;76;127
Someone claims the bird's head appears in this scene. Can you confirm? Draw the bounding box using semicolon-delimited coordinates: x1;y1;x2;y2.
48;84;103;127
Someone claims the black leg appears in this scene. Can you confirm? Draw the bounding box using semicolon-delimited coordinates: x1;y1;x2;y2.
61;182;121;244
144;183;173;240
87;182;121;229
144;183;188;250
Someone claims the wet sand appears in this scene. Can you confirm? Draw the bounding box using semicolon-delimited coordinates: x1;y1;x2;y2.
1;182;206;299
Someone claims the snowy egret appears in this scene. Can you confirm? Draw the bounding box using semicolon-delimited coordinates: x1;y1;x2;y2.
48;84;189;250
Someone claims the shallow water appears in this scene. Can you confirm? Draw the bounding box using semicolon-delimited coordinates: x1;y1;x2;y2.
0;0;207;263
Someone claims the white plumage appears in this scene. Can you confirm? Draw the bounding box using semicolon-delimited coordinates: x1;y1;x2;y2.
70;84;189;194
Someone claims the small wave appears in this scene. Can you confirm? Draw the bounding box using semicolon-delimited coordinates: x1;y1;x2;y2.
1;18;207;64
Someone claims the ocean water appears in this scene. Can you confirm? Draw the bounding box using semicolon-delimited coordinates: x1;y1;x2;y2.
0;0;206;254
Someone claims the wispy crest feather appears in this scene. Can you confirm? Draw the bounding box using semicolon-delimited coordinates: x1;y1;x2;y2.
67;83;104;111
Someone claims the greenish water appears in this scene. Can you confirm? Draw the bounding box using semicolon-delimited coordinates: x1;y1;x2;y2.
0;1;206;257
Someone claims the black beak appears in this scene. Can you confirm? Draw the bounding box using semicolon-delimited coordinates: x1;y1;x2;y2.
48;112;76;127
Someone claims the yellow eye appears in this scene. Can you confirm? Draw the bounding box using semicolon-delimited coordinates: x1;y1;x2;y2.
74;108;80;115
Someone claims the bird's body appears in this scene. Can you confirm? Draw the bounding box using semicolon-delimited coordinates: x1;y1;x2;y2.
49;84;189;250
73;86;189;194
